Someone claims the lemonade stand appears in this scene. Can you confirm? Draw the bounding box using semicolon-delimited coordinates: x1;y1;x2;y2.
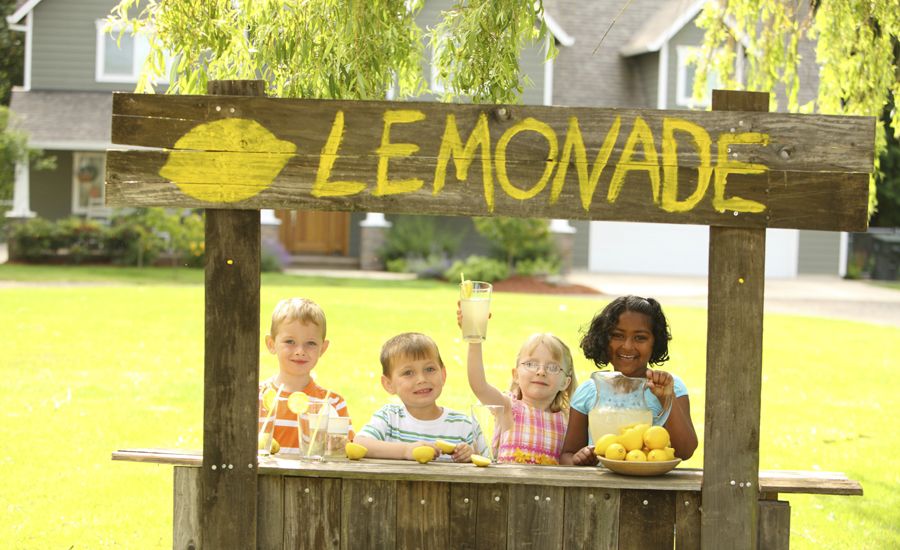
110;82;867;549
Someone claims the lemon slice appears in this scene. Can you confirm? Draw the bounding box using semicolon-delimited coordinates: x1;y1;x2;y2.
345;442;368;460
262;388;277;411
411;446;436;464
435;440;457;453
471;454;491;467
460;279;473;299
287;392;309;414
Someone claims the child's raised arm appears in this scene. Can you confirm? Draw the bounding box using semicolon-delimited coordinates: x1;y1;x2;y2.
467;342;511;408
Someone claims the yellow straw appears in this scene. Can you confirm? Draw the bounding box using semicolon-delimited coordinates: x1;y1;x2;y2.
259;383;284;450
306;391;331;457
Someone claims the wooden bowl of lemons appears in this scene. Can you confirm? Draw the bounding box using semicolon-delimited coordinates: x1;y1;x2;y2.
597;456;681;476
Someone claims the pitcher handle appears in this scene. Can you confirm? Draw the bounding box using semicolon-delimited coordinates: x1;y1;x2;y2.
656;391;674;422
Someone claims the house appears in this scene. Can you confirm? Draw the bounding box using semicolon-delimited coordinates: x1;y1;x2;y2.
6;0;847;277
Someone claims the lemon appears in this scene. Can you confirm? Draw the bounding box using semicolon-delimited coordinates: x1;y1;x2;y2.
287;392;309;414
618;428;643;451
270;438;280;454
632;423;651;437
411;446;436;464
625;449;647;462
262;388;277;412
664;446;676;460
647;449;669;462
435;440;457;453
460;280;474;299
345;442;368;460
594;433;619;456
605;443;627;460
643;426;670;450
471;454;491;467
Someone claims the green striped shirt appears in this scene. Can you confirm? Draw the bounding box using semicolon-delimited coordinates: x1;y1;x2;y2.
359;404;488;456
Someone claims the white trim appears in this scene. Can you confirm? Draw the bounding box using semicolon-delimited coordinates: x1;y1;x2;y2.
549;219;575;234
5;160;36;219
360;213;391;228
8;23;25;31
30;140;111;151
260;209;282;226
543;36;554;106
838;231;848;277
541;12;575;48
95;20;171;85
22;12;32;90
621;0;705;57
7;0;43;25
657;41;669;109
675;45;714;108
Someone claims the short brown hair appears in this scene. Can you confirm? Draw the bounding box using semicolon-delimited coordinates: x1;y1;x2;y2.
269;298;326;339
380;332;444;376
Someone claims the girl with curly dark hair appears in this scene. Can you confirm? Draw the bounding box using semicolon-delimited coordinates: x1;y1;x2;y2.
560;296;698;465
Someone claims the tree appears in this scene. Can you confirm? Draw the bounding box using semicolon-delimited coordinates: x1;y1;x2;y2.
0;0;25;106
108;0;555;104
695;0;899;217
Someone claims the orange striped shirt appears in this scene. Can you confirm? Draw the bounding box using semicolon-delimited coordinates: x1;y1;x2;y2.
258;379;354;453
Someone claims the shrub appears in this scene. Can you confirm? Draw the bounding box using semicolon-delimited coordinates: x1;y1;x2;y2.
444;255;509;283
379;216;461;265
260;238;288;273
472;217;557;272
7;217;56;260
514;257;560;277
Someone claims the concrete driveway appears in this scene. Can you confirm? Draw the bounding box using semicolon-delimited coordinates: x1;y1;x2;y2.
565;271;900;327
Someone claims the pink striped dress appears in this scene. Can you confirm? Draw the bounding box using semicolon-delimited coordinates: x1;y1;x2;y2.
495;395;568;465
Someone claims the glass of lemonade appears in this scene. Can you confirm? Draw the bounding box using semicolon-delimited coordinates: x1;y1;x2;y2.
298;398;330;461
460;281;492;343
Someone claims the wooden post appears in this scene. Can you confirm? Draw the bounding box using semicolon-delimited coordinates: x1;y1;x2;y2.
701;90;770;549
200;80;264;549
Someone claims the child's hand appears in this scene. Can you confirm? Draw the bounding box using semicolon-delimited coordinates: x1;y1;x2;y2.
646;368;675;400
456;301;463;329
451;442;473;463
571;445;599;466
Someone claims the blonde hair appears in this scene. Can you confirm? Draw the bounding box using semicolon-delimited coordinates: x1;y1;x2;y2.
510;333;577;414
269;298;326;339
380;332;445;376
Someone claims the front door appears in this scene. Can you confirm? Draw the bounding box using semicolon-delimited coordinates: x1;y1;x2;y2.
276;210;350;255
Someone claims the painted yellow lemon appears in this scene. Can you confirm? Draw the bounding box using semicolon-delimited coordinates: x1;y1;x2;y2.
643;426;670;450
345;442;368;460
647;449;669;462
287;392;309;414
594;433;619;456
471;454;491;467
262;388;277;412
159;118;296;203
625;449;647;462
618;428;643;451
411;446;436;464
604;443;627;460
435;440;458;453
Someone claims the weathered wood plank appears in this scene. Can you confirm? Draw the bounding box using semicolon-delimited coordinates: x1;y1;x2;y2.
199;80;262;550
675;490;701;550
701;90;768;550
396;481;450;548
257;475;284;550
563;487;620;550
113;451;865;495
507;485;564;549
105;149;868;231
340;479;396;550
284;477;341;550
758;500;791;550
476;485;509;550
173;466;201;550
449;484;478;550
111;93;874;173
617;489;676;550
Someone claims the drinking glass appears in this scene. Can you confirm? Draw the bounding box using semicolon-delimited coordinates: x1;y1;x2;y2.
470;404;505;462
298;398;330;461
460;281;492;343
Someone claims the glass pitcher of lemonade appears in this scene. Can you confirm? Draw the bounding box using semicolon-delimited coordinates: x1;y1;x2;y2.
588;371;673;442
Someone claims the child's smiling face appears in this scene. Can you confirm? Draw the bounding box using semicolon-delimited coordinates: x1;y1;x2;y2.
607;310;655;377
266;320;329;379
381;353;446;416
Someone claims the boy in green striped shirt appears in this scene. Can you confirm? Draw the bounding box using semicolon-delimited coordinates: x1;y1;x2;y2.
356;332;486;462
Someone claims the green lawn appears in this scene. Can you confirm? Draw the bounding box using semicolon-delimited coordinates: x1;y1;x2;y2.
1;265;897;549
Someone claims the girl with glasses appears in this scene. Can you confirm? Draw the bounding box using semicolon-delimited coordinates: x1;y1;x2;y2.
461;303;577;464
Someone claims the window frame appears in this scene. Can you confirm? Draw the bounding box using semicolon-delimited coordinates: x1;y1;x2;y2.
675;45;717;109
72;152;106;215
95;20;170;84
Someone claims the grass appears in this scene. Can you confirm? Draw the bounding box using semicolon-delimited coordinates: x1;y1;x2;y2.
1;265;898;549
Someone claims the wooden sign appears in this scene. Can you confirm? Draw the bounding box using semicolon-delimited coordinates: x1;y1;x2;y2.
108;93;874;231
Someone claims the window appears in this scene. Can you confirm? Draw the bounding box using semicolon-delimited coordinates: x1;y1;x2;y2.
676;46;717;108
95;20;171;83
72;152;106;215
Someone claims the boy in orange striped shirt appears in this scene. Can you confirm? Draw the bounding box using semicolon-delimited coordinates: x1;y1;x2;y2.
259;298;353;454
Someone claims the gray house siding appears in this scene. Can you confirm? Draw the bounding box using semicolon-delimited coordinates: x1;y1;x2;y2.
666;20;706;109
30;0;128;92
798;230;841;275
